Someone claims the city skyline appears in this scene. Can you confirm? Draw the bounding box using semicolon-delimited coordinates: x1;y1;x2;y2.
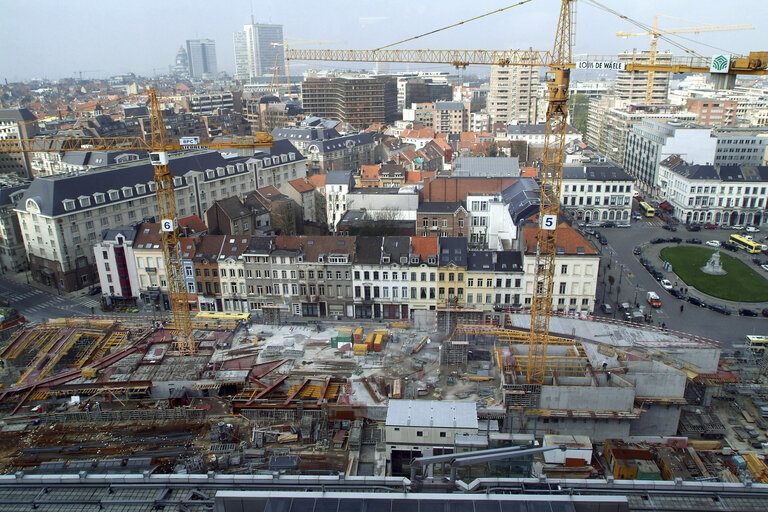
1;0;767;82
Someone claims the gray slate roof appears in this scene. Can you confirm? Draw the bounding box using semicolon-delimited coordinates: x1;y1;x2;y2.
0;108;37;122
247;139;306;168
417;201;464;214
0;185;28;206
438;237;467;267
325;170;354;186
562;164;633;182
453;157;520;178
503;178;540;224
18;151;249;217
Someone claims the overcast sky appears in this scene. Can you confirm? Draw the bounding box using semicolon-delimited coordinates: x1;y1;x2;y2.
1;0;766;82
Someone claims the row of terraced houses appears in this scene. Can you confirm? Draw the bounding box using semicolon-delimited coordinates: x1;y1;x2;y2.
95;221;599;329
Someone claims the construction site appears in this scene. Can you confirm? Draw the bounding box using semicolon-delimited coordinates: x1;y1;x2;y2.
1;312;768;491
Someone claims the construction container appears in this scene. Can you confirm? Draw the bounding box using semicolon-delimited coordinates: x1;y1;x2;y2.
374;329;389;341
354;327;363;343
373;333;383;352
353;343;367;355
364;332;375;351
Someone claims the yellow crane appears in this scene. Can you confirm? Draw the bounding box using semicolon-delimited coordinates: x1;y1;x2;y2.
287;1;767;385
269;40;340;96
0;88;273;355
616;14;754;104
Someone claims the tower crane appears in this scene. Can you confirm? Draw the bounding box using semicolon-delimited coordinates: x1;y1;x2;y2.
269;40;340;96
0;88;273;355
287;0;766;385
616;14;754;104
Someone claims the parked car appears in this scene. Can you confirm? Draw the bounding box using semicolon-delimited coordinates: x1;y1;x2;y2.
652;270;664;281
687;296;707;307
88;285;102;296
616;223;631;228
633;246;642;255
662;224;673;231
603;221;616;228
732;224;745;230
722;242;738;252
762;264;768;272
685;238;702;244
762;308;768;317
708;304;732;315
600;303;613;314
632;213;642;221
669;237;682;243
686;224;701;232
669;289;685;299
600;237;608;246
704;224;718;230
651;238;667;244
584;228;595;235
705;240;720;247
660;279;673;290
739;308;759;317
746;225;760;233
640;258;650;268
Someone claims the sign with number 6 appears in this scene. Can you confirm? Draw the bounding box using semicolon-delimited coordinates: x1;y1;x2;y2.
161;218;175;232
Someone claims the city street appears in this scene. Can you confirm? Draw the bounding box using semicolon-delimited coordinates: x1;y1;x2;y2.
0;275;103;323
591;218;768;349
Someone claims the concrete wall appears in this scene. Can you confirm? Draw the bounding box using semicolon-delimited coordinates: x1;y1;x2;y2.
623;361;687;398
672;347;721;374
346;192;418;221
539;385;635;412
629;404;682;437
525;417;631;442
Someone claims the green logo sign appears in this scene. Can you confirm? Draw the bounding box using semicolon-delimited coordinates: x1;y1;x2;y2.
710;54;729;73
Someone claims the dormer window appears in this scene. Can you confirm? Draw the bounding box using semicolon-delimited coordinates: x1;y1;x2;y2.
280;154;287;163
93;192;105;204
205;169;215;179
289;153;296;161
136;184;146;195
148;182;156;192
263;158;270;167
216;167;225;177
107;189;119;201
226;165;235;175
121;186;133;198
173;176;183;187
236;163;245;173
62;199;76;211
78;196;91;208
410;256;420;264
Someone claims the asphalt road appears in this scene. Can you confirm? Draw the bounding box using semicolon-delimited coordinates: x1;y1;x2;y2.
0;275;102;323
590;218;768;349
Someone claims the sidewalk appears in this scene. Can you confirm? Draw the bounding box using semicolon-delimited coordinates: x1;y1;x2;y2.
4;271;86;301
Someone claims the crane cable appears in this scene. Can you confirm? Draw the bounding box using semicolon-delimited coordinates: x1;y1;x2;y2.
583;0;703;57
374;0;537;51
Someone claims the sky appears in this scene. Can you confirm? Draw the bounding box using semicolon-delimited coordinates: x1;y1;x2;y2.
1;0;767;82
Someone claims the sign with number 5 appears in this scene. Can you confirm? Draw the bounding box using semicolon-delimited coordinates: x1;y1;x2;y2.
542;214;557;230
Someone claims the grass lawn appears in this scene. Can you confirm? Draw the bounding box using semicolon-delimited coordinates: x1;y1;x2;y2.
659;246;768;302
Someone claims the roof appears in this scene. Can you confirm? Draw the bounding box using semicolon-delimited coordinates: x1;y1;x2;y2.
99;225;139;244
410;237;438;263
0;108;37;122
562;165;634;182
438;237;468;267
355;236;383;264
660;155;768;182
300;235;356;262
434;101;466;111
213;196;249;219
132;217;208;250
522;222;598;256
420;177;517;202
0;185;28;206
219;235;251;261
271;126;374;153
467;250;494;272
18;150;249;217
307;174;326;188
453;157;520;177
246;139;306;168
386;400;478;429
194;234;226;260
382;236;411;263
287;177;315;194
503;178;540;224
325;170;353;186
417;201;464;214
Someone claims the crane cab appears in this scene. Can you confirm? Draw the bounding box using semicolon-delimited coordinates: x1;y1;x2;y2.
150;151;169;166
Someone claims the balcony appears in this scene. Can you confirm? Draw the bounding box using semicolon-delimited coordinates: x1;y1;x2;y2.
145;267;157;273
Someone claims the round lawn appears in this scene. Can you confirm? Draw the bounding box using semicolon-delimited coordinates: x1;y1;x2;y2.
659;246;768;302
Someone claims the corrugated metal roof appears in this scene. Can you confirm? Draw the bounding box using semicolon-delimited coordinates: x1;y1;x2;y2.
386;400;478;429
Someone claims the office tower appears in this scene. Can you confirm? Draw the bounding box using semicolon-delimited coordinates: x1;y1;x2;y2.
233;23;285;83
185;39;218;79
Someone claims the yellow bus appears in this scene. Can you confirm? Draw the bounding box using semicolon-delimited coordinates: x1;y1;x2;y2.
195;311;251;323
729;234;763;254
638;201;655;217
746;335;768;354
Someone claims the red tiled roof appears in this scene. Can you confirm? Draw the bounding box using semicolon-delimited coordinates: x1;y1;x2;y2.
307;174;326;188
411;237;438;261
288;177;315;193
522;222;597;255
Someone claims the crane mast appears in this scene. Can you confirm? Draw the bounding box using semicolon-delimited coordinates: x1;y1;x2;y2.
146;89;195;355
527;0;574;385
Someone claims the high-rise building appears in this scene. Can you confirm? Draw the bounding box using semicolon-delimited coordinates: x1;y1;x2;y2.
171;46;189;77
615;50;673;103
487;58;540;125
301;73;398;128
233;23;285;83
185;39;218;79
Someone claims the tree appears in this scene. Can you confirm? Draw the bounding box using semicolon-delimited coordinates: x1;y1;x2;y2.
485;142;499;157
567;93;590;136
470;95;486;113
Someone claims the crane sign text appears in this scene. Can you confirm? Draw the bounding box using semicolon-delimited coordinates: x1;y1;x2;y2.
575;61;626;71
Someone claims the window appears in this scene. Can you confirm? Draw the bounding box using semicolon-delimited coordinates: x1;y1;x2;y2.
416;431;424;437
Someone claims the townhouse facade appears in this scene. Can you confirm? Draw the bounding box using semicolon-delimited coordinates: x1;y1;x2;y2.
560;164;635;224
658;156;768;226
416;202;468;238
